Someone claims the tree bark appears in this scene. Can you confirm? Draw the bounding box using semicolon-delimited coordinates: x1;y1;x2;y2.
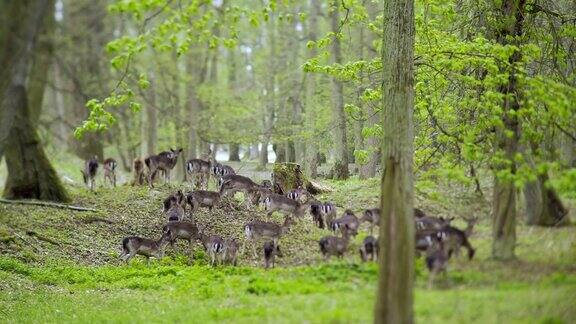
229;144;240;161
3;86;69;202
329;1;349;180
491;0;526;261
260;13;277;169
375;0;415;322
304;0;320;178
523;152;569;226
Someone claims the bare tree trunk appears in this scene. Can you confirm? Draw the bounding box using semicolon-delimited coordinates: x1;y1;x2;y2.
329;1;349;180
229;144;240;161
491;0;526;261
304;0;320;178
260;13;276;169
375;0;415;322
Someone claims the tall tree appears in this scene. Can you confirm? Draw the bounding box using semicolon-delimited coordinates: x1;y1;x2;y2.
304;0;320;177
0;0;69;202
491;0;526;261
329;1;349;179
375;0;415;322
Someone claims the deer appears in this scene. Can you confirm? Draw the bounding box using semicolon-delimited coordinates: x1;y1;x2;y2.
439;219;477;260
163;190;186;213
186;190;221;214
223;238;239;266
130;158;146;186
211;162;236;179
414;208;427;219
164;191;186;222
197;229;226;266
310;202;325;229
102;158;117;187
263;193;312;220
120;231;171;265
163;221;199;258
263;241;283;269
360;208;380;235
415;215;454;231
330;210;360;239
145;148;183;188
243;217;295;257
286;186;310;203
321;202;337;229
219;174;259;198
247;186;274;208
359;235;379;262
186;158;212;189
425;240;449;289
318;235;349;260
81;156;99;191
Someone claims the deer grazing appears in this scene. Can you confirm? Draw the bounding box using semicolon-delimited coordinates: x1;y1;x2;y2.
163;190;186;213
330;209;360;238
145;148;183;188
441;218;477;260
360;208;380;235
359;235;379;262
163;221;199;258
219;174;259;199
103;158;117;187
425;240;449;289
164;191;185;222
264;241;283;269
186;158;212;189
243;217;295;257
120;231;171;265
198;230;226;266
131;158;146;186
318;235;349;260
81;156;99;191
247;186;274;207
263;193;311;220
224;238;239;266
186;190;221;214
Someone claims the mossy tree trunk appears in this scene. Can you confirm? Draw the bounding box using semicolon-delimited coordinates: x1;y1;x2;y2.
491;0;526;261
4;86;69;202
375;0;415;322
0;0;69;202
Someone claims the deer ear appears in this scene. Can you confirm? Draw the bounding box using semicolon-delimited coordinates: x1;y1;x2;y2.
178;148;183;153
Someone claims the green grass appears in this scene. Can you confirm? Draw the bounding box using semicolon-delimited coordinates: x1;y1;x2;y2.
0;155;575;323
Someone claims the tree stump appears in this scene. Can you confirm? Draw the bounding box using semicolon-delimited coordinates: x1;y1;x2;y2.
272;162;331;195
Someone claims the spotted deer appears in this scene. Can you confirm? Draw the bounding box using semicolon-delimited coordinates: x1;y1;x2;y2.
243;217;295;257
103;158;117;187
81;156;99;191
145;148;183;188
120;231;171;265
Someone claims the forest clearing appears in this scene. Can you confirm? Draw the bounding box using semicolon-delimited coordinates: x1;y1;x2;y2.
1;0;576;323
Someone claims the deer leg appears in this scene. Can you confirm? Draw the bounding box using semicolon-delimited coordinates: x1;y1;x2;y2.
428;271;436;289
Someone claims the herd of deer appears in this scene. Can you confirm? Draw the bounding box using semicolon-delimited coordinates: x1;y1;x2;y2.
82;149;478;285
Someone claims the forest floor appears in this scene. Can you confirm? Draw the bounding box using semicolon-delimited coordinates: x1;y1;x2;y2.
0;156;575;323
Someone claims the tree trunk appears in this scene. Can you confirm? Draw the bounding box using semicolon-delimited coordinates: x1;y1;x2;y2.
491;0;526;261
375;0;415;322
3;88;70;202
523;154;569;226
304;0;320;178
329;1;349;180
0;0;51;159
249;144;260;160
260;12;276;169
229;144;240;161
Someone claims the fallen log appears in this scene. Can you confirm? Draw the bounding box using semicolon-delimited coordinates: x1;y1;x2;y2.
0;198;98;212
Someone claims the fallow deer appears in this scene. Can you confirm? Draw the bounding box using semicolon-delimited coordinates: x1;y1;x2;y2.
145;148;183;188
103;158;117;187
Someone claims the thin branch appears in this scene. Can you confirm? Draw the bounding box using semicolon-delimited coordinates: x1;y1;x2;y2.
0;198;98;212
